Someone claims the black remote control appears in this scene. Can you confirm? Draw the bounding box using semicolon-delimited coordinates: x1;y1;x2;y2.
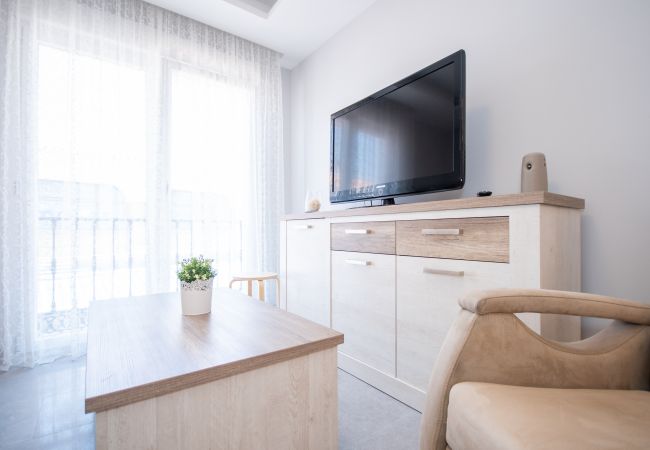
477;191;492;197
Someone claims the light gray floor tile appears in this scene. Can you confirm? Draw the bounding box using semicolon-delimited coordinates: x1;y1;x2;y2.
339;370;421;450
3;423;95;450
0;357;93;449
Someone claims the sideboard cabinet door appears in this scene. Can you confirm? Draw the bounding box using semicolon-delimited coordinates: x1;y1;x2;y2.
396;256;512;391
286;220;331;327
332;250;396;376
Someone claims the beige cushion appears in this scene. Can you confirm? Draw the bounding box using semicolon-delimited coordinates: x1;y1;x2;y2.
446;382;650;450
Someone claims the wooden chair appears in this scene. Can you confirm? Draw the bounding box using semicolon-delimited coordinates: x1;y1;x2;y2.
229;272;280;305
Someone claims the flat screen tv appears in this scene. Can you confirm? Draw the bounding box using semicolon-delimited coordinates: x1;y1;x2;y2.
330;49;465;205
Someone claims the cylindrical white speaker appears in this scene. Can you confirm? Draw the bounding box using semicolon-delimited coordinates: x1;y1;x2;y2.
521;153;548;192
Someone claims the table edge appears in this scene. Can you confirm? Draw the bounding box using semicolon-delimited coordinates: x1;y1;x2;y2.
85;332;343;413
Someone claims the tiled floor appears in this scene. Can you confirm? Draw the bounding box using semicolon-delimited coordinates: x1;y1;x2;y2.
0;357;421;449
338;369;421;450
0;358;94;450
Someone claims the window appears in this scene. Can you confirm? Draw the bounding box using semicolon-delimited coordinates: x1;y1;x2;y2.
167;66;251;291
36;45;250;336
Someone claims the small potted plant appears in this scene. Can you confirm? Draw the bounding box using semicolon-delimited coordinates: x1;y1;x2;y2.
177;255;217;315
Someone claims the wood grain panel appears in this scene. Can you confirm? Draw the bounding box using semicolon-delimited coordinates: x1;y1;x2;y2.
331;251;396;376
95;347;338;450
85;289;343;413
282;192;584;220
539;206;582;341
331;221;395;254
396;256;512;391
396;216;509;263
286;219;331;326
279;219;287;309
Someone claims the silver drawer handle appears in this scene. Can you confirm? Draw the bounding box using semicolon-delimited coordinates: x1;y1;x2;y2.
421;228;462;236
423;267;464;277
345;229;370;234
294;224;313;230
345;259;371;266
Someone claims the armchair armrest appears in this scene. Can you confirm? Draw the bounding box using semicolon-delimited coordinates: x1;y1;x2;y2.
460;288;650;325
420;289;650;450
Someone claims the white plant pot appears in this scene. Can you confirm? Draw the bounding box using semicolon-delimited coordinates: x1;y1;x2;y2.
180;278;214;315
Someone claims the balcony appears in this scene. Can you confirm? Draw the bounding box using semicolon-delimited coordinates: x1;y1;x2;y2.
37;182;243;335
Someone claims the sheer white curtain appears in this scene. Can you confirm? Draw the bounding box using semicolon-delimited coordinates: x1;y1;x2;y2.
0;0;283;370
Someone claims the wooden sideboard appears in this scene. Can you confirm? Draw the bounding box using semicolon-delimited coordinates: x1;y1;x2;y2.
279;192;584;411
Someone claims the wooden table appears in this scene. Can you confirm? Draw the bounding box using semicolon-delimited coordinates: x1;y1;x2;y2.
85;289;344;450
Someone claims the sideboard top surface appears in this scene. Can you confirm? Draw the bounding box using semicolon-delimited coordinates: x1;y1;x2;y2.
85;289;343;413
282;191;584;221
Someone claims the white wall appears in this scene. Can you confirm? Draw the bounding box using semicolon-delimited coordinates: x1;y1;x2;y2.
287;0;650;335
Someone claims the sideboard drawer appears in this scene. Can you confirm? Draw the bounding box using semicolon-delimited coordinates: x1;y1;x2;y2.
396;217;509;263
331;221;395;254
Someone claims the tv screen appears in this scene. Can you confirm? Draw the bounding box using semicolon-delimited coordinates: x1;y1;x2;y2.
330;50;465;204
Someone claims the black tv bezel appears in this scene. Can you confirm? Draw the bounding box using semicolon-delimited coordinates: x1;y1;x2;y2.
329;49;466;205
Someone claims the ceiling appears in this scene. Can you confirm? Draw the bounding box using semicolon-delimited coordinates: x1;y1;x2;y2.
146;0;378;68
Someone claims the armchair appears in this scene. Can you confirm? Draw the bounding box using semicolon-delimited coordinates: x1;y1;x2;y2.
419;289;650;450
